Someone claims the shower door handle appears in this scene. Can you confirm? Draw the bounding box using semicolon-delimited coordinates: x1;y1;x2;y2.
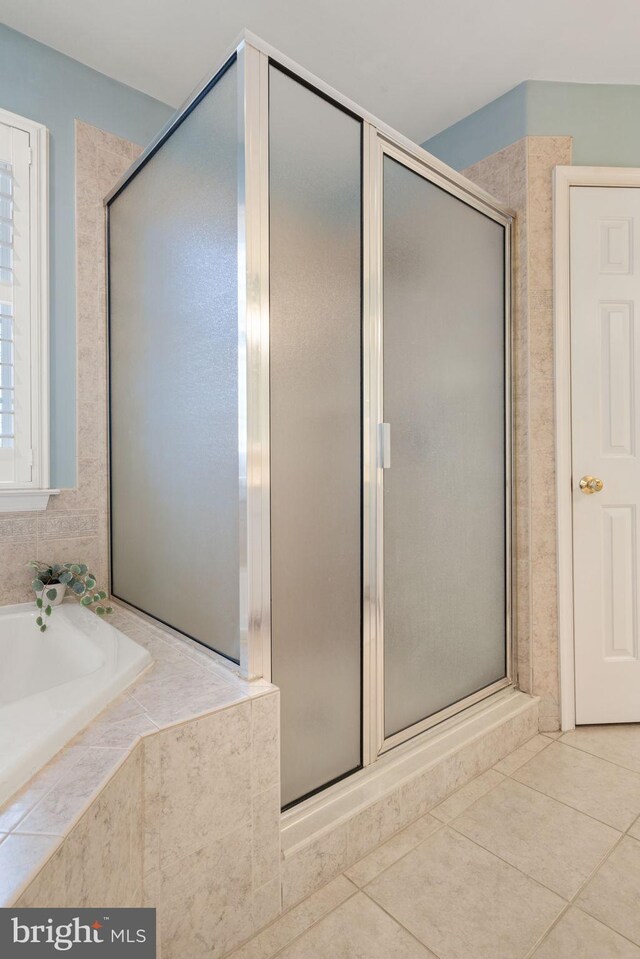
378;423;391;469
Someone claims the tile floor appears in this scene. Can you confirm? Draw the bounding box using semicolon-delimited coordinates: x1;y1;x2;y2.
230;725;640;959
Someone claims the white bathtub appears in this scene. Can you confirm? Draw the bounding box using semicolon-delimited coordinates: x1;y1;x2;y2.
0;602;152;806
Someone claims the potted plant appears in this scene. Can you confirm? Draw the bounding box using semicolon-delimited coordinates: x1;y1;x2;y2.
28;561;113;632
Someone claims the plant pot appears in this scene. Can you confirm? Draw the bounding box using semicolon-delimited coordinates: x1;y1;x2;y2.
38;583;67;607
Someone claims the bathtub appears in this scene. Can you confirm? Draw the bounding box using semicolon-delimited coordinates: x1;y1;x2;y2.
0;602;152;806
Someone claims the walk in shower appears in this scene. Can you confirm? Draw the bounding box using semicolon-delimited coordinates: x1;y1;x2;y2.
106;33;513;809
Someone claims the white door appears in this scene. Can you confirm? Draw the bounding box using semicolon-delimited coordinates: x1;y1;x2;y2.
571;186;640;723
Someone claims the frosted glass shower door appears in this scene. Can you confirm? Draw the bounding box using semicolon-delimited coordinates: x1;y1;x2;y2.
381;151;508;742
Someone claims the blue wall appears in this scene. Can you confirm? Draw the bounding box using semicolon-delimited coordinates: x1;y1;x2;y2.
424;80;640;172
423;83;528;172
527;81;640;167
0;25;174;487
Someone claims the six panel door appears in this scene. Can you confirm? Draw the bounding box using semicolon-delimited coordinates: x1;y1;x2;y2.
571;186;640;724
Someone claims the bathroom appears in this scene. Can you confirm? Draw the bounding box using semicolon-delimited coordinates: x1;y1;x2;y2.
1;3;640;957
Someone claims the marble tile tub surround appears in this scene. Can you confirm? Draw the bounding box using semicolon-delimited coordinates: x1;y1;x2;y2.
464;135;573;731
279;692;538;910
0;602;281;959
228;725;640;959
13;743;144;911
0;121;140;607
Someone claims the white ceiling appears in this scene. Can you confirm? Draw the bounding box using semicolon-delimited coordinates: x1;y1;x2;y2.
2;0;640;142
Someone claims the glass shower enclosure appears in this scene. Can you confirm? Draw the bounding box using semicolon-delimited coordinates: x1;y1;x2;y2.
106;33;513;809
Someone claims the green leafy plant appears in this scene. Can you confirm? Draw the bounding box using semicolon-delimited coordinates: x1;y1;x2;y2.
28;561;113;632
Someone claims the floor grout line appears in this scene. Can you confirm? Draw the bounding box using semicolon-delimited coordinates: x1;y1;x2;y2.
498;760;637;833
444;818;579;903
352;820;447;889
429;766;508;824
492;735;553;776
254;879;361;959
570;903;640;952
499;736;640;831
521;828;633;958
359;887;448;959
556;735;640;776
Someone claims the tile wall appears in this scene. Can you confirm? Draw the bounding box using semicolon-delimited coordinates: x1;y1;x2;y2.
465;136;573;730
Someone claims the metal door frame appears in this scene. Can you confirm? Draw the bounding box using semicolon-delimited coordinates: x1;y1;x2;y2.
363;130;514;761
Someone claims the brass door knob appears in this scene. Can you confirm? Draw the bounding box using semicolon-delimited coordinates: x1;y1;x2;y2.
579;475;604;494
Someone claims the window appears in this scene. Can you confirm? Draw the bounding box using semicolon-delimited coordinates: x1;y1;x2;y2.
0;108;54;511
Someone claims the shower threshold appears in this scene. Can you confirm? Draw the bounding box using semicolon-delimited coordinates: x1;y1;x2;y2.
281;688;537;858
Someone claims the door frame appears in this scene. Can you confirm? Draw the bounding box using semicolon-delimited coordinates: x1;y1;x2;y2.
554;165;640;731
363;129;515;762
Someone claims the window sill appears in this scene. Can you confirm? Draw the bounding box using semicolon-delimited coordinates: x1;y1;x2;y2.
0;489;61;512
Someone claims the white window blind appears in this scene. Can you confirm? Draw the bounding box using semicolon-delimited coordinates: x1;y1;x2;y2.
0;162;16;451
0;112;49;498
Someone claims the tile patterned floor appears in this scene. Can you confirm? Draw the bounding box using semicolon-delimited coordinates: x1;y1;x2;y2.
229;725;640;959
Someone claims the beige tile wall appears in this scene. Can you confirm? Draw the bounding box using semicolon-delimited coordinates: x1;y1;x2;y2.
14;691;282;959
145;695;282;959
16;744;144;908
464;136;573;731
0;121;140;607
